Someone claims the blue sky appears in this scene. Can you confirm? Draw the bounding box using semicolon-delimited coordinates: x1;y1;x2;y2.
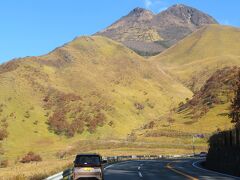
0;0;239;63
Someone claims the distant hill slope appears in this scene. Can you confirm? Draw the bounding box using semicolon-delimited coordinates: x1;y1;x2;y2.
137;66;237;146
96;4;217;56
178;66;240;119
152;25;240;92
137;24;240;146
0;36;192;158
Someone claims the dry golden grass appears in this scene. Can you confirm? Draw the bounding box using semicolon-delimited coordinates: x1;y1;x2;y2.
152;25;240;91
0;159;71;180
0;36;191;164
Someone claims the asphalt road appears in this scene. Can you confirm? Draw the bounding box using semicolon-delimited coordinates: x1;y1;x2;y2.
104;158;240;180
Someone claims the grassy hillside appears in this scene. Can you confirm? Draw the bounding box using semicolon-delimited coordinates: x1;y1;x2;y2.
142;25;240;155
0;36;192;163
1;25;239;178
178;67;240;119
152;25;240;92
136;67;238;154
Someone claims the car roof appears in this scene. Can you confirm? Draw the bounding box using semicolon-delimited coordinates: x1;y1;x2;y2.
76;153;101;156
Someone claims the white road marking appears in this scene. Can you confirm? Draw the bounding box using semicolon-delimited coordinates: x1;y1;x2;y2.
104;164;114;170
45;172;63;180
138;164;143;178
104;161;133;170
192;160;240;180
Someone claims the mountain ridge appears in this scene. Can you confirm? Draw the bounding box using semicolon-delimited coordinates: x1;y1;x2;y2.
0;35;193;161
152;24;240;92
96;4;218;56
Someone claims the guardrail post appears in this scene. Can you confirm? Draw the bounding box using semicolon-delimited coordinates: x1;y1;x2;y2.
224;132;228;146
232;129;235;146
230;130;233;147
237;129;240;147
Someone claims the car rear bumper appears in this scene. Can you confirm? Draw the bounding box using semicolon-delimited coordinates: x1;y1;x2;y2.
73;172;102;180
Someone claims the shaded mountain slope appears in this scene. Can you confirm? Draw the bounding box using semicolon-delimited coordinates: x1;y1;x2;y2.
96;4;217;56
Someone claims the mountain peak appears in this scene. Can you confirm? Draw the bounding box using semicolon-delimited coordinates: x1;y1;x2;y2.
162;4;218;26
96;4;218;56
128;7;154;17
167;3;201;11
172;3;191;8
131;7;146;12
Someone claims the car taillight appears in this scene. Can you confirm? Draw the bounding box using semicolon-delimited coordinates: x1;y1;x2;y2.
93;168;101;173
73;171;77;179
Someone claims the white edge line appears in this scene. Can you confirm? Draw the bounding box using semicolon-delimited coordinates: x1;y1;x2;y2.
45;172;63;180
192;160;240;180
104;161;131;170
104;164;114;170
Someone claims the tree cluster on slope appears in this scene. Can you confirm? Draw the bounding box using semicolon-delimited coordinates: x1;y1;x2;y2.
44;89;106;137
229;71;240;129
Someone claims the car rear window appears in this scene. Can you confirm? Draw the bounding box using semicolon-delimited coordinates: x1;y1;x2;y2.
75;155;101;165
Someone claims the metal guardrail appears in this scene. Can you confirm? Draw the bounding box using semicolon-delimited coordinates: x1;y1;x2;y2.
45;172;63;180
103;154;195;162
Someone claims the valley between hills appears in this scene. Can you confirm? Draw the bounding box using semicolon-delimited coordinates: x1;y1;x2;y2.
0;4;239;179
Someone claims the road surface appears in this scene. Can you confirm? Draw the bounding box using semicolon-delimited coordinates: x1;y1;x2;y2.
104;158;240;180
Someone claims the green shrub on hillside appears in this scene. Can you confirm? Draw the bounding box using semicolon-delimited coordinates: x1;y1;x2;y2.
0;129;8;141
0;159;8;168
229;71;240;129
20;152;42;163
45;89;106;136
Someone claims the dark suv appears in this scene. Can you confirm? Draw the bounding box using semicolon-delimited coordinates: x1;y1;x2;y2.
73;154;105;180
